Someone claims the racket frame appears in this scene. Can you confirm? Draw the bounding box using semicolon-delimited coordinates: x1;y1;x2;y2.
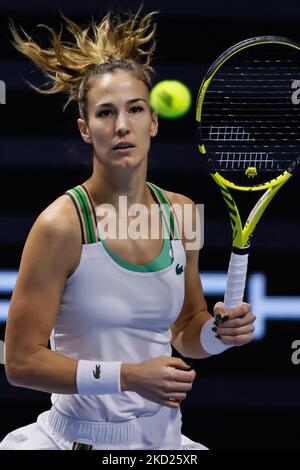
196;35;300;250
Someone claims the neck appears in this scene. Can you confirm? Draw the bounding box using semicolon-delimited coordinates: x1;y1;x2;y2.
84;155;152;208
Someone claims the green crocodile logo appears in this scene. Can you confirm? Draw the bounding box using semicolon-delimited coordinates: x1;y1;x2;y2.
176;264;184;275
93;364;101;379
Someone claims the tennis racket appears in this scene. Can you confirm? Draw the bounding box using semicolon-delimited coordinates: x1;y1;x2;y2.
196;36;300;313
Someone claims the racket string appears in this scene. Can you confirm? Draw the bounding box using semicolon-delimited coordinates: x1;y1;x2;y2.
202;48;300;186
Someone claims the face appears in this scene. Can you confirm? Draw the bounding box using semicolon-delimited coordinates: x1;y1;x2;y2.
77;70;158;169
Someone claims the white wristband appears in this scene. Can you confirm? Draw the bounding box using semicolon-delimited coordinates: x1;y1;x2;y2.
76;360;121;395
200;318;233;355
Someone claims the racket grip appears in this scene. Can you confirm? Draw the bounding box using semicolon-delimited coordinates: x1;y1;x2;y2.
224;252;248;311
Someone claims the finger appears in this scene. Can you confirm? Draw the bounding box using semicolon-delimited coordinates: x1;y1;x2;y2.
213;302;225;320
162;399;181;408
185;360;195;369
220;333;254;346
167;358;193;370
217;312;256;329
165;392;187;401
173;369;196;383
213;301;249;325
168;381;194;392
218;303;252;321
215;304;252;325
217;323;255;337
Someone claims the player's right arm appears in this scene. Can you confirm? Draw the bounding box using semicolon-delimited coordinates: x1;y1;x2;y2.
5;196;81;393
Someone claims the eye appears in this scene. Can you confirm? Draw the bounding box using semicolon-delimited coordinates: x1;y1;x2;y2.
130;105;143;114
96;109;112;118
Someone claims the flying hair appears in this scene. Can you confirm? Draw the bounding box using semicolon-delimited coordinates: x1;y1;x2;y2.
9;9;157;120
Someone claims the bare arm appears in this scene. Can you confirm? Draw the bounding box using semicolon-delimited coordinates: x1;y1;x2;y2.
171;247;213;359
169;192;255;357
168;193;213;358
5;196;81;393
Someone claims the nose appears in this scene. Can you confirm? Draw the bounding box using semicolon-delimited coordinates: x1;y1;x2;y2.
115;111;130;136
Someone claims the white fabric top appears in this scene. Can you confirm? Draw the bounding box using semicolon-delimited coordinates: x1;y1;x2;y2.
50;239;186;422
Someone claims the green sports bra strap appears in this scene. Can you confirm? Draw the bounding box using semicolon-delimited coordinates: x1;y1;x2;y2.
66;182;180;244
65;186;98;244
80;184;100;240
65;190;85;244
146;182;180;240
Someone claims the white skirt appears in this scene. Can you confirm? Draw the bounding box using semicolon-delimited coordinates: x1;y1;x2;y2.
0;408;208;450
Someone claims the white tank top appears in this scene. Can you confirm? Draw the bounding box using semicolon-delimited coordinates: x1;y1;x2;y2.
50;182;186;422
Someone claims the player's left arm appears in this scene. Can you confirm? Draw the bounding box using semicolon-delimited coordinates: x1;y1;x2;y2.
167;191;211;358
168;192;256;359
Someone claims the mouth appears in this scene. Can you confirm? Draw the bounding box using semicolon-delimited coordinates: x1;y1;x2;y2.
112;142;135;152
112;146;135;154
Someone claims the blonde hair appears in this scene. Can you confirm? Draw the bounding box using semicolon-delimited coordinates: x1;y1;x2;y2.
9;10;157;120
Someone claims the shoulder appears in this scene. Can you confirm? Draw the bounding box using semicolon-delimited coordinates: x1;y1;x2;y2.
154;185;202;254
152;184;198;220
163;188;196;208
34;194;80;242
24;194;82;276
149;182;196;207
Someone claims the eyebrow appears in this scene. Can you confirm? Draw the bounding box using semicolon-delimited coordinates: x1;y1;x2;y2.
95;98;146;108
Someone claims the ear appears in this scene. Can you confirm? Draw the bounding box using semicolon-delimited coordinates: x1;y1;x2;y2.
77;118;93;144
150;111;158;137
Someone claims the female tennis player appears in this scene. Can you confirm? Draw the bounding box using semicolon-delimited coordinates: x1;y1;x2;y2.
0;10;255;450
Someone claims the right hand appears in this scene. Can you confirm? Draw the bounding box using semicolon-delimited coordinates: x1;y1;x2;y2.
121;356;196;408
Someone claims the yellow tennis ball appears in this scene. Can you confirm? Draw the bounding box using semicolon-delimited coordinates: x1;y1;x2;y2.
150;80;192;119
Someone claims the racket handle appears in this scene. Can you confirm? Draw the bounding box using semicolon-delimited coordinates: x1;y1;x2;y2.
224;252;249;311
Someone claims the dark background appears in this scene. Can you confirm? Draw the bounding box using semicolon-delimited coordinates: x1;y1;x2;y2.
1;0;300;451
